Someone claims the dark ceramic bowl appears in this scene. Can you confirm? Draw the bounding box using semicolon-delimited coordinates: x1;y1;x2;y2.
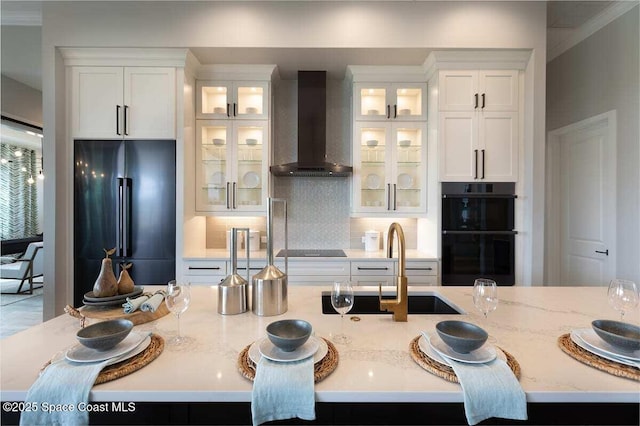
436;320;488;354
76;319;133;351
266;319;312;352
592;319;640;351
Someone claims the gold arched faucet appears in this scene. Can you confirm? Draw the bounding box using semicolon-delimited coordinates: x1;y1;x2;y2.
379;222;408;322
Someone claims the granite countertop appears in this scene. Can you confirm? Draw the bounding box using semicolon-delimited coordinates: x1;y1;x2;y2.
1;285;638;404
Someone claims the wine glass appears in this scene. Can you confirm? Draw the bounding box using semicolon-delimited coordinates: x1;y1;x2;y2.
331;280;354;344
473;278;498;319
607;279;639;321
165;280;191;344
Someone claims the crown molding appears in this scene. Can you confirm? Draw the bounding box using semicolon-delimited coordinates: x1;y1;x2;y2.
423;50;531;79
346;65;427;82
59;48;190;67
196;64;278;81
547;1;639;62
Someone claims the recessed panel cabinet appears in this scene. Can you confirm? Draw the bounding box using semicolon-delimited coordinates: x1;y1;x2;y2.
353;121;427;214
195;120;269;214
439;70;518;112
71;67;176;139
196;81;269;120
354;82;426;121
438;70;519;182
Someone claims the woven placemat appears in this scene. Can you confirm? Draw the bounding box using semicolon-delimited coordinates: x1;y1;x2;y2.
558;333;639;382
41;334;164;385
409;335;521;383
237;337;339;383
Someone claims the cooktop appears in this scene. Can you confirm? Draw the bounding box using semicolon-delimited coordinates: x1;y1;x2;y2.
276;249;347;258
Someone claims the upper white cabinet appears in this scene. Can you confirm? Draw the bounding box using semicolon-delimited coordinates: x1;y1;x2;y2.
195;120;269;214
439;70;518;112
196;81;269;120
348;66;429;216
437;70;519;182
354;82;427;121
71;67;176;139
194;65;277;216
353;121;427;214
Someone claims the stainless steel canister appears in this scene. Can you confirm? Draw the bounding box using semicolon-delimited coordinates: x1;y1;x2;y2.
252;198;288;316
218;228;250;315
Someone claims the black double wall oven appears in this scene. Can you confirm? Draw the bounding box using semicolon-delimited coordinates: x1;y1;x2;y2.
441;183;516;286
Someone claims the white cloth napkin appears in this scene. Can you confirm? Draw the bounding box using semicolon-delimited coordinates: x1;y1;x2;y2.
122;294;149;314
141;291;165;312
424;333;528;426
251;356;315;426
20;357;110;426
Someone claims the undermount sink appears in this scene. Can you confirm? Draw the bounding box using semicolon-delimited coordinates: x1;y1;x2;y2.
321;291;462;315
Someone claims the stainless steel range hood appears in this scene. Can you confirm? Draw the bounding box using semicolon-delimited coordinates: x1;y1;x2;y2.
270;71;353;177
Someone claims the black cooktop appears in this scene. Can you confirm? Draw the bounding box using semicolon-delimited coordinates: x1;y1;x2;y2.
276;249;347;258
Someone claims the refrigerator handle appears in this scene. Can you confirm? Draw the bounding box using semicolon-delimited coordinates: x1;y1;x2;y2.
116;178;123;257
123;177;132;257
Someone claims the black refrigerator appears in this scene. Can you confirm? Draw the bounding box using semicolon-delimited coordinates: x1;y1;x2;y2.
74;139;176;306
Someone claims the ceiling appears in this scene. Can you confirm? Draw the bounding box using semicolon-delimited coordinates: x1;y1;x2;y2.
0;1;629;91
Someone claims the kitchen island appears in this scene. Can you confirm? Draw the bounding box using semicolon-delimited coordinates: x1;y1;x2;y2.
1;285;639;425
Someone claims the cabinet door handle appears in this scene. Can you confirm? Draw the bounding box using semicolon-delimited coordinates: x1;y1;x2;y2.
226;103;231;117
387;183;391;210
474;149;478;179
123;105;129;136
407;267;433;271
188;266;221;270
233;103;237;117
116;105;121;135
357;267;389;271
481;93;486;109
386;105;390;119
481;149;485;179
474;93;478;109
232;182;237;209
595;250;609;256
393;104;397;119
226;182;231;209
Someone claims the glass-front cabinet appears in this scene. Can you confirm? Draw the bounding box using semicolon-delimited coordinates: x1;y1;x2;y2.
196;81;269;120
354;82;426;121
196;120;269;213
353;121;427;215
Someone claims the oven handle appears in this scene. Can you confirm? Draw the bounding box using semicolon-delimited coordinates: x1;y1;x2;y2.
442;230;518;235
442;194;517;199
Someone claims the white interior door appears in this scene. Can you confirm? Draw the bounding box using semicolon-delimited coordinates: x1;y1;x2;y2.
555;115;616;286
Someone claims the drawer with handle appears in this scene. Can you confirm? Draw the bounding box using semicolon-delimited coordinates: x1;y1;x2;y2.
351;261;395;276
183;260;227;276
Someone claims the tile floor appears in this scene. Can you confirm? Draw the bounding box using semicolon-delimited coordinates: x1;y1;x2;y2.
0;278;44;339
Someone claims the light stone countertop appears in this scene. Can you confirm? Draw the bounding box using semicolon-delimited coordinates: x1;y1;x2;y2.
1;285;639;404
183;249;437;261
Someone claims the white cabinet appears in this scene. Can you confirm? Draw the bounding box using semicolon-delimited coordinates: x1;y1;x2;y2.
71;67;176;139
439;70;518;112
438;70;518;182
354;82;426;121
353;121;427;214
196;81;269;120
183;259;227;284
405;260;439;286
195;120;269;214
350;260;395;286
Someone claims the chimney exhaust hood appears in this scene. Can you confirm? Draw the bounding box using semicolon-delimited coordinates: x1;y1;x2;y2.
270;71;352;177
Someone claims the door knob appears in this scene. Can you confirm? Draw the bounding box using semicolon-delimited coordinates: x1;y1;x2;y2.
595;249;609;256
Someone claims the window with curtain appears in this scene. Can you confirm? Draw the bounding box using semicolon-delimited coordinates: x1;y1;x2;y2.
0;143;39;240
